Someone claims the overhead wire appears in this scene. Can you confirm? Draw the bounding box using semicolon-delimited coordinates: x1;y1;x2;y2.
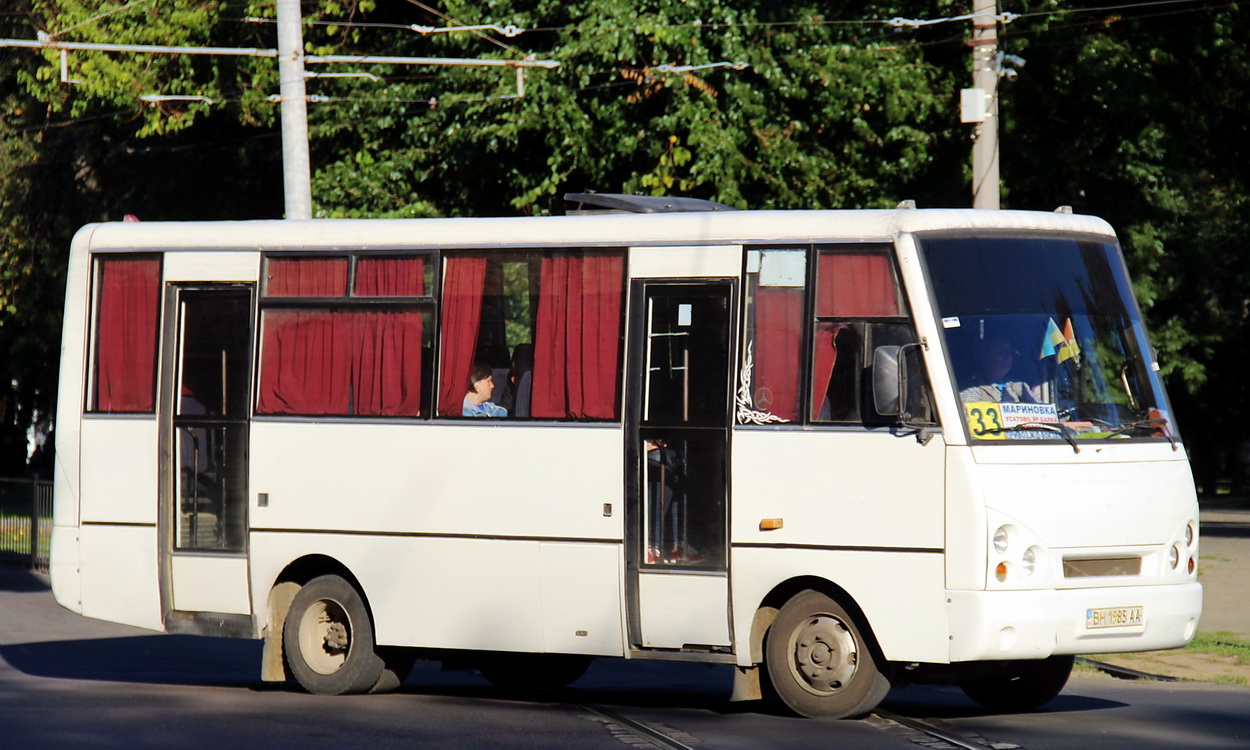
401;0;527;56
11;0;1240;135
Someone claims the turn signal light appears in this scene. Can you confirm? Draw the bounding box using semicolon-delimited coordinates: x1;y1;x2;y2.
759;518;784;531
995;562;1008;582
1187;557;1196;575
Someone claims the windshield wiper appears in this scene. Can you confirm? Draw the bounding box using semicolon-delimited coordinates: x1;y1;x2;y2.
980;422;1081;453
1103;418;1179;450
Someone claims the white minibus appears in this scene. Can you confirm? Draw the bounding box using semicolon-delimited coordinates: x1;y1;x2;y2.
50;195;1201;717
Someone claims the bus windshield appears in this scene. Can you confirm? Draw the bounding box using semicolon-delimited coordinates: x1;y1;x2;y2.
920;234;1176;444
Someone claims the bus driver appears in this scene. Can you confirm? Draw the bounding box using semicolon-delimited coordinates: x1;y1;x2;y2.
959;336;1039;404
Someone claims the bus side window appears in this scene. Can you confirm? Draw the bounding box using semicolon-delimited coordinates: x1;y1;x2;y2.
437;249;624;421
809;248;902;426
89;254;162;414
741;248;806;423
256;254;430;418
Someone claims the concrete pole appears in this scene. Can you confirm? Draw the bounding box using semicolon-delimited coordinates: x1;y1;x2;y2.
971;0;1000;210
277;0;312;220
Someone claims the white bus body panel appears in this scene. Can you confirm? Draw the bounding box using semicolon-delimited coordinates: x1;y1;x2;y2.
162;250;259;282
732;546;948;665
637;573;731;648
247;422;627;656
629;245;742;278
72;417;165;629
79;523;163;631
729;429;951;664
80;418;159;524
50;227;94;613
171;556;252;614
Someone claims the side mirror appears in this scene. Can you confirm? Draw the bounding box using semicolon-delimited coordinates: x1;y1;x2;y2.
873;345;903;417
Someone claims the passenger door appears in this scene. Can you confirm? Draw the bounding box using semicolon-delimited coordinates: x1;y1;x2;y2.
159;285;254;625
626;281;734;652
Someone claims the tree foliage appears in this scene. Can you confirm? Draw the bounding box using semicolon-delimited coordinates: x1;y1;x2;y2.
300;1;961;217
2;1;1249;487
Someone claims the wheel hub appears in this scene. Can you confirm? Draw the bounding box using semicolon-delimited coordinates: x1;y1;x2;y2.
792;614;858;695
299;600;351;675
325;621;349;650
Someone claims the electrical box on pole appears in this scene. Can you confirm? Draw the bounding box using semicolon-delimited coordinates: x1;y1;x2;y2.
960;88;988;123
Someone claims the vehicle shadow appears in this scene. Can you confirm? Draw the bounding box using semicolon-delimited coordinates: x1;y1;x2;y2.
881;683;1126;717
0;635;264;688
0;564;52;593
1;629;1131;720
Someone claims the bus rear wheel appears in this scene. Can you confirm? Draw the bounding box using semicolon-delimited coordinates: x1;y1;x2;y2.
764;590;890;719
284;575;386;695
959;655;1074;712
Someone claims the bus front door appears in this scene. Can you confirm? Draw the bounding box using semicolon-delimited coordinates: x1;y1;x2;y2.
627;281;734;653
159;286;254;630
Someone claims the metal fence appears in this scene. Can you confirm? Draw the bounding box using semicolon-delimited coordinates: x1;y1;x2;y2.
0;476;53;573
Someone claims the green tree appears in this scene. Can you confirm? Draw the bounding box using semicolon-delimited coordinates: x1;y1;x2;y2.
305;1;961;217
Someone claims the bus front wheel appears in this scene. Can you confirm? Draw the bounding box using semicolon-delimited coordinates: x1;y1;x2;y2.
764;590;890;719
283;575;386;695
959;655;1074;712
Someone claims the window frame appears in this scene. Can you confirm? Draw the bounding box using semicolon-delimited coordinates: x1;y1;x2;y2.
255;251;436;419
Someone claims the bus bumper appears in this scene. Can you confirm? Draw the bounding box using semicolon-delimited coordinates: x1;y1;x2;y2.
946;582;1202;662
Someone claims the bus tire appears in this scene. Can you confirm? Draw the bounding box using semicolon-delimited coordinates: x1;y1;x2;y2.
478;653;592;692
764;590;890;719
959;655;1074;712
283;575;385;695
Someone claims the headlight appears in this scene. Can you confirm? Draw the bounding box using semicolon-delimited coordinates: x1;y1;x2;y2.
993;526;1010;555
1169;543;1181;570
1185;522;1195;547
1023;546;1039;576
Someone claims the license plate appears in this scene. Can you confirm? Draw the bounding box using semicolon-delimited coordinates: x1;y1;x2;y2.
1086;606;1143;629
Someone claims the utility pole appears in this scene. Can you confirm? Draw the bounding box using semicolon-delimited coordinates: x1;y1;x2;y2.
276;0;312;220
970;0;1000;210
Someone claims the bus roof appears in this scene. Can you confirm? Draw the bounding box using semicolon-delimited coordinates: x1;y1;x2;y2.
75;208;1116;253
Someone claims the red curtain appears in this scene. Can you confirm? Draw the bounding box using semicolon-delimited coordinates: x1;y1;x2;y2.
437;255;487;416
355;257;424;297
353;257;425;416
349;311;424;416
94;256;161;413
532;252;623;419
257;310;353;414
816;253;899;317
753;286;803;421
258;256;426;416
810;323;845;420
265;257;349;297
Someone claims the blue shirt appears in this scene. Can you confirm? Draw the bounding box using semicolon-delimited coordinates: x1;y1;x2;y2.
463;396;508;418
